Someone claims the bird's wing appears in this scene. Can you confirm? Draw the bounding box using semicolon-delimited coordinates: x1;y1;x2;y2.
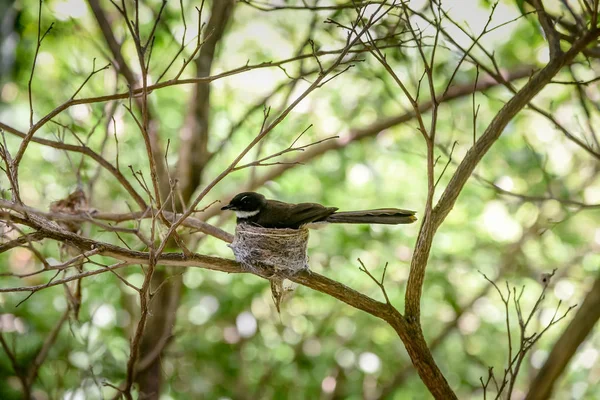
253;200;337;228
289;203;339;226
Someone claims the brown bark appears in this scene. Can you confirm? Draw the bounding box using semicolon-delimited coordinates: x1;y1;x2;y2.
87;2;176;396
135;272;183;399
137;2;236;397
406;29;600;319
390;316;457;399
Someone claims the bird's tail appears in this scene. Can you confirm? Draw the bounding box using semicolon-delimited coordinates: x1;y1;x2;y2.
326;208;417;225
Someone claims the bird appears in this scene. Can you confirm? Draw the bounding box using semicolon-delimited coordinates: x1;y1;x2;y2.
221;192;417;229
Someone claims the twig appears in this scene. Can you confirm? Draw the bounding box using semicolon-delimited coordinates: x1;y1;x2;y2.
28;0;54;128
434;141;458;189
154;3;396;257
472;65;480;145
0;122;147;209
479;269;576;399
0;333;30;397
233;132;338;170
70;58;111;100
358;258;391;305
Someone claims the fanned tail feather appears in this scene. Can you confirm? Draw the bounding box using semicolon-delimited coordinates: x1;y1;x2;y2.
326;208;417;225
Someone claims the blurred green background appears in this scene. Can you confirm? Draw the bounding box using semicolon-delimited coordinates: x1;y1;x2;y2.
0;0;599;399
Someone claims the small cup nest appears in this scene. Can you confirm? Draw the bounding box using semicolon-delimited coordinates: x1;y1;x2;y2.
230;223;309;276
229;223;309;312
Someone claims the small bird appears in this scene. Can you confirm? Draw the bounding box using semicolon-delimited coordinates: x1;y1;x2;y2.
221;192;416;229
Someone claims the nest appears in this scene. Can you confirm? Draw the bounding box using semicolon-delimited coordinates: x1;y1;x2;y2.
229;223;310;312
49;188;91;233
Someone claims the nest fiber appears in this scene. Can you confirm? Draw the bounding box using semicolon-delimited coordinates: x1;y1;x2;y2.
229;223;309;277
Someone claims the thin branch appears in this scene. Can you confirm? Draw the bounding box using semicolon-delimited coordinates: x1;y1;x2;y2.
0;231;47;254
201;65;536;222
70;58;111;100
434;141;458;189
0;122;147;209
0;333;29;398
26;310;69;385
358;259;391;305
155;3;395;257
28;0;54;128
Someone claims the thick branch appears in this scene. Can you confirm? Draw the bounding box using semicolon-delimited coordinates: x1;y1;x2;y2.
530;0;563;59
0;199;233;243
291;271;396;320
405;29;600;319
0;215;395;325
0;231;47;253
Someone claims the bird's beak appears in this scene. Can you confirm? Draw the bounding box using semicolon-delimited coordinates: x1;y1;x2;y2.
221;204;235;211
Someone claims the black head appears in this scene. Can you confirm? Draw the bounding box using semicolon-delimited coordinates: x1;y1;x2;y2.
221;192;267;212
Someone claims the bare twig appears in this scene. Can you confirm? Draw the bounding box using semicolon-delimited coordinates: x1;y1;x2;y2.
358;258;391;305
28;0;54;128
526;274;600;400
0;333;30;398
70;58;111;100
155;3;395;257
0;123;147;209
479;270;577;399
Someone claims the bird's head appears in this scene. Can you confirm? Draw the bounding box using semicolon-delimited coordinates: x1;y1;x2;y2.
221;192;266;218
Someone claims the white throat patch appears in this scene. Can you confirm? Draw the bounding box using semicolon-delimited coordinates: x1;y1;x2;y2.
235;210;259;219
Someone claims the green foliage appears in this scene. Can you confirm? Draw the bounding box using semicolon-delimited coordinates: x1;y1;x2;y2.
0;0;599;399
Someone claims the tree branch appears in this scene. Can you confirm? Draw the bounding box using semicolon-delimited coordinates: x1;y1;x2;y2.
0;122;148;209
405;28;600;320
177;0;235;203
525;274;600;400
202;64;537;221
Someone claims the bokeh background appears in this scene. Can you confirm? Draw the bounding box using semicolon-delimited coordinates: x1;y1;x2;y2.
1;0;599;399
